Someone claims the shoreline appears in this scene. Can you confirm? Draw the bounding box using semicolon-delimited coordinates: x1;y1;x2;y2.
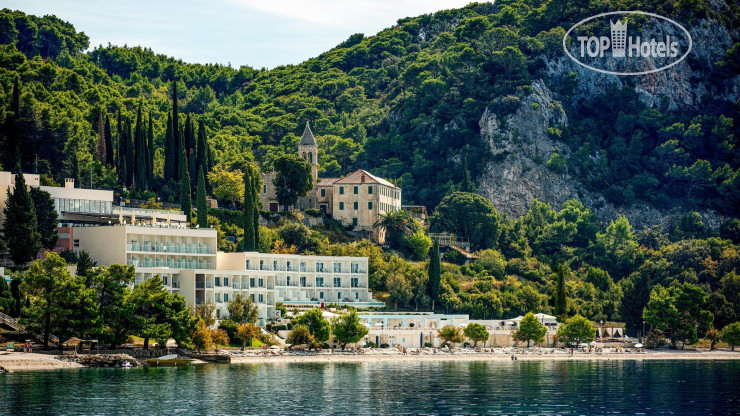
1;350;738;372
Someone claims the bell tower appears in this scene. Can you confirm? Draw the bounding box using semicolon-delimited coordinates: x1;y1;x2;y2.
297;121;318;183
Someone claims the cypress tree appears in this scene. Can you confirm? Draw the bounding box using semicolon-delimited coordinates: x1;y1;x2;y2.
243;168;256;251
196;168;208;228
147;113;154;186
120;156;127;190
251;166;260;246
134;108;147;190
554;263;569;321
125;119;135;187
427;240;441;310
460;157;476;193
164;114;175;182
172;81;179;178
104;115;113;166
2;170;41;266
185;114;196;188
116;110;123;175
196;120;208;189
96;111;106;163
179;133;191;222
3;76;20;169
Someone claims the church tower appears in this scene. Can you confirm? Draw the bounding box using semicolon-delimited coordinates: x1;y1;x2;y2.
298;121;318;183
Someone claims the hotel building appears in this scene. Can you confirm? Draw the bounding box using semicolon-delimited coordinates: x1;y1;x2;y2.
0;171;383;321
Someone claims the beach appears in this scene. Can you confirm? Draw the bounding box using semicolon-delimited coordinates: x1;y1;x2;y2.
0;352;84;372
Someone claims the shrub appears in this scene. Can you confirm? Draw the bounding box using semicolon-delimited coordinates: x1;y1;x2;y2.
380;343;390;348
546;152;567;174
304;208;322;217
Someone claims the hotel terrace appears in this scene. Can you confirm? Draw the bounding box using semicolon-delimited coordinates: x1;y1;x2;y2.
0;171;383;322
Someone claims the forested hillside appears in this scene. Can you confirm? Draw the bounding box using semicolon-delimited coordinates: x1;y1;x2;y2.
0;2;739;341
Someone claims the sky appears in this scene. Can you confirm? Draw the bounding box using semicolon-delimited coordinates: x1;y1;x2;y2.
5;0;477;69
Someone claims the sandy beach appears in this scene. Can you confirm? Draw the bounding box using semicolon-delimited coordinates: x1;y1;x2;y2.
0;352;84;372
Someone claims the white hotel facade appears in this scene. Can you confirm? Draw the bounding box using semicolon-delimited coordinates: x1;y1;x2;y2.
0;172;383;321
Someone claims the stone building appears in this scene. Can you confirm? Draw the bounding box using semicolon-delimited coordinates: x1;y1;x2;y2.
259;122;401;243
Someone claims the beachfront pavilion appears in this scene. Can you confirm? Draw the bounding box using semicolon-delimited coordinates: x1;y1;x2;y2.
358;312;469;330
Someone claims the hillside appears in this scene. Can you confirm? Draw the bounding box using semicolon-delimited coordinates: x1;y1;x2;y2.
0;2;738;227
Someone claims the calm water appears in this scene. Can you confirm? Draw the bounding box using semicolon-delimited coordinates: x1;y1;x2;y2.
1;360;738;415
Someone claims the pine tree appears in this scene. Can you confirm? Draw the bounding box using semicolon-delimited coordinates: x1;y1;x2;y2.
196;168;208;228
196;120;208;189
164;114;175;182
172;81;180;179
427;240;441;310
3;76;20;169
554;263;569;321
104;115;113;166
243;168;256;251
2;170;41;266
96;111;106;163
147;113;154;186
179;134;191;221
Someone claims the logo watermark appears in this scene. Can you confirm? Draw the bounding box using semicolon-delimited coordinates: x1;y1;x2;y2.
563;11;692;76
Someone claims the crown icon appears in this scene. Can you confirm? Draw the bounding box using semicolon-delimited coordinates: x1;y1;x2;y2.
610;19;627;58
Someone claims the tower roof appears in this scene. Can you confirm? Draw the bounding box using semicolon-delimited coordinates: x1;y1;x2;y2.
299;121;317;146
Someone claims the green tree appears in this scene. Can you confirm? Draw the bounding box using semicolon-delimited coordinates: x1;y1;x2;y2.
196;167;208;228
722;322;740;351
196;120;209;189
288;324;315;348
295;308;331;343
226;294;259;324
463;322;490;347
208;164;243;208
180;143;192;221
237;322;261;350
29;187;58;250
430;192;502;250
427;240;441;310
437;324;465;347
706;326;723;350
553;263;569;321
513;312;547;347
192;320;213;352
557;314;596;347
104;115;114;166
273;154;312;210
88;264;135;348
2;76;20;169
164;113;175;182
75;250;96;284
332;309;369;349
373;210;414;249
129;275;196;349
643;282;712;349
591;216;638;279
3;170;41;266
20;253;100;349
243;167;256;251
195;301;216;327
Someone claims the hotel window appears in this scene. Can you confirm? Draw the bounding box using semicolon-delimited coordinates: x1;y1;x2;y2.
353;201;358;210
224;277;229;287
251;294;255;302
216;309;221;319
351;263;359;273
333;262;341;273
352;218;358;226
368;201;373;209
224;293;229;302
263;185;266;193
321;188;326;197
73;239;80;249
351;278;359;288
215;276;221;287
316;277;324;287
319;292;324;299
316;262;324;272
258;294;264;303
273;260;278;270
368;186;373;194
339;186;344;194
258;278;264;288
355;292;359;299
353;186;358;194
215;293;222;303
300;262;306;272
334;277;341;287
163;275;169;286
337;292;341;299
250;278;255;288
260;260;265;270
339;202;344;210
300;276;307;287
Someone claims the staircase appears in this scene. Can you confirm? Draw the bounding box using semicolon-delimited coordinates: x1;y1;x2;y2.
0;311;59;345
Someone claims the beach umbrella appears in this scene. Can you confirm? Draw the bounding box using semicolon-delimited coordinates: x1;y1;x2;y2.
131;210;136;225
118;210;123;224
358;341;366;347
152;210;157;226
167;213;171;227
270;345;280;350
634;343;643;348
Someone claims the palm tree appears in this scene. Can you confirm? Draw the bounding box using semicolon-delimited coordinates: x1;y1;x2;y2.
373;210;414;247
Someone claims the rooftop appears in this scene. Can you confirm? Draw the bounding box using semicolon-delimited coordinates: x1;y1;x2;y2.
298;121;317;146
335;169;398;188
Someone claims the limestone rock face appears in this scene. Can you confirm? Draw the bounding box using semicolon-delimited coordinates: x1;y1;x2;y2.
477;80;720;230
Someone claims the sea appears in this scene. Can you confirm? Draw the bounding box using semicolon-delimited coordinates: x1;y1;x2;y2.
1;360;738;415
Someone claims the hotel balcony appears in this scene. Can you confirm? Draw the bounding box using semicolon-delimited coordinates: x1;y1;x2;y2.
126;242;216;255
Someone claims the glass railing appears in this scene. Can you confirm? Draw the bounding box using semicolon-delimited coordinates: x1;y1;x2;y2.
171;281;180;289
127;243;215;254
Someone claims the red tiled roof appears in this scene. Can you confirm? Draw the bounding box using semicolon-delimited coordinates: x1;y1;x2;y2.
316;177;341;185
334;169;397;188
